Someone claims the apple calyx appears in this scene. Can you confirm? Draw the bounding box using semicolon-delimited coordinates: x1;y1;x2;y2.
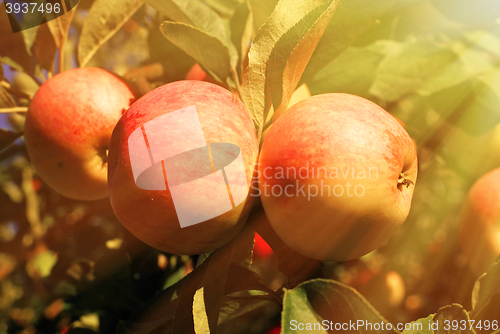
397;173;414;192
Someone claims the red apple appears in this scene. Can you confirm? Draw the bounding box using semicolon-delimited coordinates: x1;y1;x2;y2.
258;93;418;261
253;232;273;259
185;63;219;85
24;67;137;200
459;167;500;276
108;81;259;255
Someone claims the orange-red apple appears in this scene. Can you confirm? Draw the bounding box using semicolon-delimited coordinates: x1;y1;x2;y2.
108;81;259;255
258;93;418;261
24;68;137;200
459;167;500;276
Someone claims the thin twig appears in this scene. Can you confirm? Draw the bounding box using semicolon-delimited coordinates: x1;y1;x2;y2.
0;107;28;113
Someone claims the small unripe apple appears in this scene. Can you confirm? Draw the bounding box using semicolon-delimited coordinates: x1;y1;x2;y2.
459;168;500;276
258;93;418;261
24;68;137;200
108;81;259;255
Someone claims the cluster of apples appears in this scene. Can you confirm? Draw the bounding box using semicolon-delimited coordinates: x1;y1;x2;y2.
24;67;419;261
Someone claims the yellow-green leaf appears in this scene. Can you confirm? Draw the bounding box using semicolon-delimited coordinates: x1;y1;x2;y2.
78;0;144;67
48;4;78;49
193;288;210;334
160;22;231;82
268;0;341;121
241;0;330;136
31;23;57;72
299;0;398;84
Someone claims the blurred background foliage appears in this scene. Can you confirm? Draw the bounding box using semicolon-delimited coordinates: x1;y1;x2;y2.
1;0;500;333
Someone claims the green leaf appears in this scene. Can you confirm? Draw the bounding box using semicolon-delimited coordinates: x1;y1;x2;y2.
0;86;16;108
282;279;396;334
147;0;228;43
267;0;342;120
401;314;434;334
434;304;476;334
464;30;500;58
160;22;231;83
453;70;500;136
0;129;21;152
307;45;385;98
230;1;253;78
248;0;278;31
78;0;144;67
48;4;78;49
471;257;500;319
204;0;244;18
299;0;398;85
146;0;236;60
122;226;256;334
370;41;458;102
21;27;39;56
31;23;57;72
178;225;255;333
193;288;210;334
241;0;336;136
1;57;24;73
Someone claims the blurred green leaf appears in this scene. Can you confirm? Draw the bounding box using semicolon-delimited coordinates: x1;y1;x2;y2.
370;41;458;102
26;249;58;278
0;129;21;152
21;27;39;55
433;304;476;334
31;23;57;72
241;0;336;137
464;30;500;58
147;0;229;44
307;44;385;98
282;279;396;334
160;22;231;82
0;86;16;108
248;0;278;31
204;0;244;17
299;0;398;85
1;56;24;73
267;0;341;120
193;287;210;334
78;0;144;67
47;5;78;50
230;1;253;78
471;257;500;319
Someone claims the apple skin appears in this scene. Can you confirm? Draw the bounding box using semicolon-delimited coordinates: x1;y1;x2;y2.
258;93;418;261
108;81;259;255
253;232;273;259
24;67;137;200
185;63;219;85
459;167;500;276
